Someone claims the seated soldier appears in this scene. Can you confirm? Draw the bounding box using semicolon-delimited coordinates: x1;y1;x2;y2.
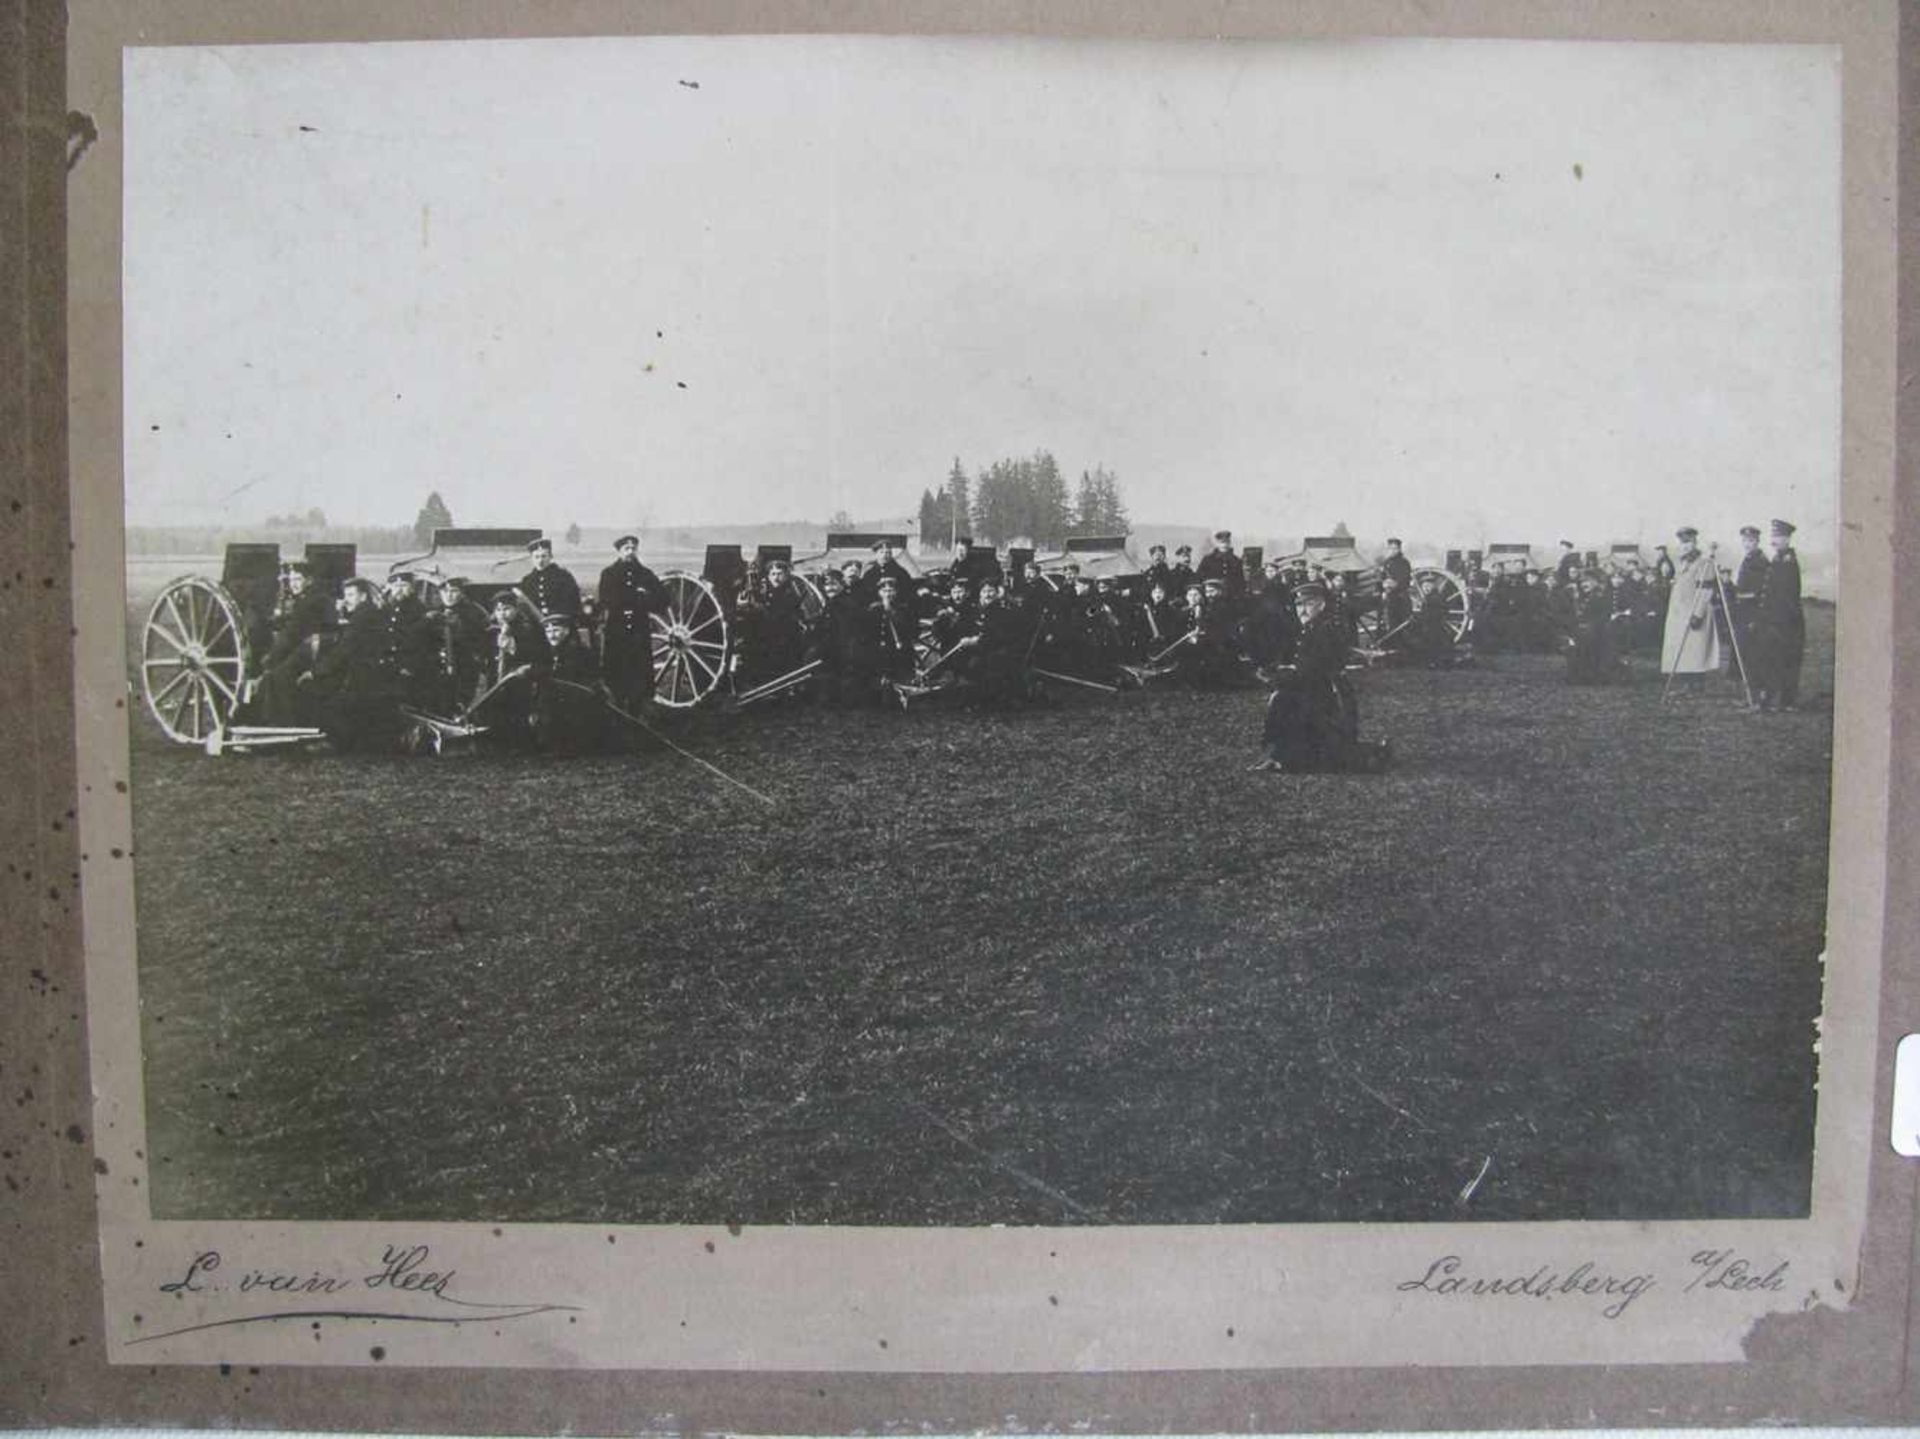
1406;570;1459;668
1171;583;1238;688
246;559;334;724
1565;571;1623;685
950;577;1034;705
1251;582;1390;775
813;567;864;708
377;571;438;707
471;590;551;745
532;612;608;752
1236;560;1299;666
739;557;809;686
925;578;976;684
430;575;492;714
299;578;403;750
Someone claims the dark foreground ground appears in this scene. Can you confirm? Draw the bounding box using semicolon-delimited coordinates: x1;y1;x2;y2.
131;612;1834;1225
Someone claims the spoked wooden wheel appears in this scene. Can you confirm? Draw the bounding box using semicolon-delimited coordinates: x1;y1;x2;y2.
1414;567;1472;641
649;572;729;709
141;575;252;744
790;572;825;624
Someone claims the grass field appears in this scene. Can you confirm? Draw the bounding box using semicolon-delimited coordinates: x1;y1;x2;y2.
127;582;1834;1226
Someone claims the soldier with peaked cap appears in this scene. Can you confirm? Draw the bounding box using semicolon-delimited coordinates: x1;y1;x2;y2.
1143;543;1172;595
868;573;919;699
1196;529;1247;598
1555;539;1581;584
1660;525;1723;692
1728;524;1769;679
1251;581;1389;774
740;555;810;686
247;559;336;724
1379;538;1414;643
428;574;492;713
520;536;583;622
1168;544;1196;594
1751;519;1805;711
596;534;670;710
377;571;438;705
301;576;403;747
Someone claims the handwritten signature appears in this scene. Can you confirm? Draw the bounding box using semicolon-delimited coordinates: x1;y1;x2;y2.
137;1243;577;1345
1396;1247;1788;1321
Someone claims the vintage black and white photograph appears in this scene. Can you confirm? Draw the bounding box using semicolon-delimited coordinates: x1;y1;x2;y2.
115;32;1838;1234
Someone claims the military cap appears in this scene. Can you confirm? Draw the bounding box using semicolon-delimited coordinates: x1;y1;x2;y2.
1559;539;1574;548
1386;537;1402;547
542;613;572;629
386;570;416;585
876;574;900;591
341;577;379;600
1771;518;1796;537
614;534;639;549
1675;526;1699;542
489;590;520;609
1293;581;1329;602
441;574;468;589
1213;529;1232;543
1148;543;1167;556
1739;525;1761;539
821;569;845;587
282;558;311;575
957;534;974;547
1175;544;1193;557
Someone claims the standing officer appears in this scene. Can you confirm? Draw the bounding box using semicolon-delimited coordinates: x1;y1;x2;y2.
596;534;670;709
1196;530;1247;599
1728;524;1769;675
521;537;583;621
1752;518;1805;711
1379;538;1414;643
1168;544;1197;594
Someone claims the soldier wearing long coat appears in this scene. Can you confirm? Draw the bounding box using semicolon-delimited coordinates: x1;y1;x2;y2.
596;536;670;709
1751;519;1805;711
1660;528;1723;679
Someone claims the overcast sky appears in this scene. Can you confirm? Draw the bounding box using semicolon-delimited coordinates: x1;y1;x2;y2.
123;34;1840;551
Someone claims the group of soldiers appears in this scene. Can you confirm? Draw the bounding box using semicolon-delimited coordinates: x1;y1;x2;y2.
227;515;1807;761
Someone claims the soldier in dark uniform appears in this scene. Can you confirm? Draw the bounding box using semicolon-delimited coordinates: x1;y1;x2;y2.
595;534;669;711
1407;570;1458;668
1168;544;1196;595
430;574;493;714
1143;544;1172;596
247;560;335;724
1555;540;1581;585
1251;582;1390;774
520;537;583;621
474;590;550;744
950;577;1034;705
1378;539;1414;647
1134;579;1183;658
1173;582;1239;688
1237;559;1299;666
1727;524;1768;679
1196;530;1247;600
1565;571;1622;684
738;556;810;686
813;568;864;707
870;574;919;701
376;571;438;706
301;578;401;748
532;612;607;752
1751;518;1805;711
926;578;976;675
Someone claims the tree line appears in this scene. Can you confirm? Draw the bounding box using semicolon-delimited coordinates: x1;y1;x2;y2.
917;452;1129;550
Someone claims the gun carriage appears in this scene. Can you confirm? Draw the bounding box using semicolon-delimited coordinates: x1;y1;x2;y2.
1271;535;1472;658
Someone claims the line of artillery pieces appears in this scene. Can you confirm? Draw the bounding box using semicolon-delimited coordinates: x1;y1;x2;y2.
137;527;1485;755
